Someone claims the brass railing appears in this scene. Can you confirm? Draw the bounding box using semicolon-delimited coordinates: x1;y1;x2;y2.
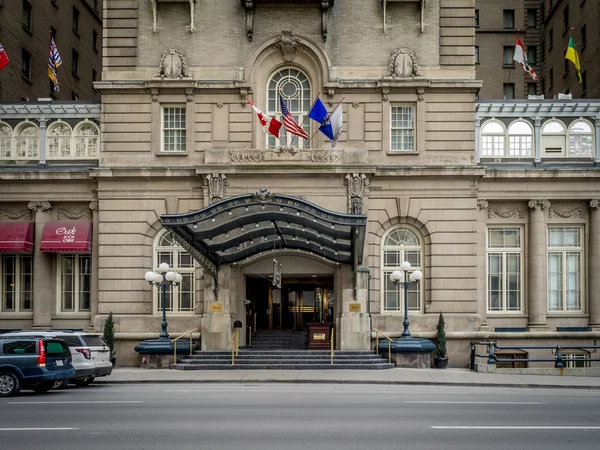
330;327;335;365
231;328;240;365
172;328;199;365
373;327;393;364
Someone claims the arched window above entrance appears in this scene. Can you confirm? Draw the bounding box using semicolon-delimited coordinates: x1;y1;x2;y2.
381;226;423;314
267;68;311;149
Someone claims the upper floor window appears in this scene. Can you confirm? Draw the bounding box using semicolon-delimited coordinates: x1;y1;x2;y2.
503;46;514;66
93;30;98;52
1;254;33;314
47;121;72;159
267;68;311;149
481;120;505;157
21;48;31;80
0;123;12;159
154;231;196;314
542;120;566;156
475;46;480;64
381;226;423;314
162;105;186;152
527;9;537;28
548;226;583;312
503;10;515;29
390;105;415;152
487;227;523;312
475;9;479;27
74;121;99;158
14;121;39;159
568;120;593;156
508;121;533;157
22;1;32;30
72;7;80;34
563;6;569;32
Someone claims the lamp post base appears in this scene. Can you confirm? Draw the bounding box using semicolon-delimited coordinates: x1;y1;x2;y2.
377;337;435;369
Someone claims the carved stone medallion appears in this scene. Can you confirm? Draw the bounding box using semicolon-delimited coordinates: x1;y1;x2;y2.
273;30;304;62
388;48;423;78
205;174;229;205
155;49;191;79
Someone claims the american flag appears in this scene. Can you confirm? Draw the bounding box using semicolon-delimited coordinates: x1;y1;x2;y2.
279;95;309;140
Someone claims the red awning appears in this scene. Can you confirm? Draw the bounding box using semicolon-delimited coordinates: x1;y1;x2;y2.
40;221;92;253
0;222;34;253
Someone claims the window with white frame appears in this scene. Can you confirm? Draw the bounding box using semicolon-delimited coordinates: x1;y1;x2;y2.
14;122;39;159
47;121;73;159
154;231;195;313
0;123;12;159
568;120;594;157
58;254;91;313
542;120;566;156
267;68;311;149
381;226;422;313
1;254;33;313
481;120;506;157
391;105;415;152
487;227;523;312
563;353;591;368
74;121;99;158
508;121;533;157
548;226;583;312
161;105;186;152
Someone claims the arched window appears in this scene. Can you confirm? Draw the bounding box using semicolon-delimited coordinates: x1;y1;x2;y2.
47;121;73;159
14;122;39;160
542;120;566;156
154;230;196;314
0;122;12;159
481;120;506;157
74;121;99;158
507;120;533;157
568;120;593;157
267;68;311;149
381;226;423;313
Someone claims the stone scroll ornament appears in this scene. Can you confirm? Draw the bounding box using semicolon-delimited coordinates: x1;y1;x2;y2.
345;173;368;214
205;174;229;205
388;48;423;78
155;49;191;79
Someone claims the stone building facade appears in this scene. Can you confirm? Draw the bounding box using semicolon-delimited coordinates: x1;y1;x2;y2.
1;0;599;368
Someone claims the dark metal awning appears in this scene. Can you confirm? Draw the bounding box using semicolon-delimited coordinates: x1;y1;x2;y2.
160;189;367;284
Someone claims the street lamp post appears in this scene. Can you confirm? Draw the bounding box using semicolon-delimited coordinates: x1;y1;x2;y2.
144;262;183;340
389;261;423;340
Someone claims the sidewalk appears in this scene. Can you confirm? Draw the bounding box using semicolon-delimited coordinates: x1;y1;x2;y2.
95;367;600;390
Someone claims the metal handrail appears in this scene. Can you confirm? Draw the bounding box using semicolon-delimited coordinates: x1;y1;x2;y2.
253;313;257;332
172;327;199;365
330;327;335;365
373;327;393;364
231;328;239;365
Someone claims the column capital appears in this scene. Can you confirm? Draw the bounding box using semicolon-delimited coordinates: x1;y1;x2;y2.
528;199;550;210
27;201;53;212
477;199;489;210
590;199;600;210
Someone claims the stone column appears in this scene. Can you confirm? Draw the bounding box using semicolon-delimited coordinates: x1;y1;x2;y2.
527;199;550;330
339;265;370;350
474;118;481;163
200;264;233;350
534;118;542;165
476;199;489;330
89;201;99;330
38;118;47;166
595;118;600;166
28;201;53;328
589;200;600;329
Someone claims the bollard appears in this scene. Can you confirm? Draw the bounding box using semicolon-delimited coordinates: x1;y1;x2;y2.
470;342;476;371
555;345;564;369
487;341;497;365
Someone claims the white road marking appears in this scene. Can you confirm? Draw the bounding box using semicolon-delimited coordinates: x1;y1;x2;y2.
432;426;600;430
8;400;144;405
406;401;545;405
0;428;79;431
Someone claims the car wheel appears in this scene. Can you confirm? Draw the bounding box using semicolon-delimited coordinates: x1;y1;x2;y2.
74;376;95;387
0;372;21;397
31;381;55;394
53;380;70;390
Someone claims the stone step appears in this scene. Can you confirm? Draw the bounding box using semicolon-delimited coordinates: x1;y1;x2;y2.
183;354;384;361
171;363;395;370
191;350;379;355
179;357;386;364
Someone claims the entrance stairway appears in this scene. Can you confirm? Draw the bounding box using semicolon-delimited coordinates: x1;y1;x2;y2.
171;332;395;370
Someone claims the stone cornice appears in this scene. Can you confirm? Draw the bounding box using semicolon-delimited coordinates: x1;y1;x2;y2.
484;168;600;179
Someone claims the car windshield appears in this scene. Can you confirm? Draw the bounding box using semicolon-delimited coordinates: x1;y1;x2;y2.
81;335;106;347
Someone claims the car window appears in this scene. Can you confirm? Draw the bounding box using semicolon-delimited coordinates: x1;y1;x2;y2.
2;340;37;354
57;335;84;347
45;340;70;356
81;335;106;347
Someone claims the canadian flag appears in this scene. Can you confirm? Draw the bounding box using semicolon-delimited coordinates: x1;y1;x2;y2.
246;98;282;138
0;42;9;72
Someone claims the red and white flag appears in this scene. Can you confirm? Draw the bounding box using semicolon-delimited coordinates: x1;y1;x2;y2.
279;95;309;139
0;42;9;71
513;37;539;81
247;98;281;138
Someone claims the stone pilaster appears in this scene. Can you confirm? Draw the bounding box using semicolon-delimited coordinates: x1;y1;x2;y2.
89;201;99;330
28;201;53;328
533;118;542;165
200;264;233;350
527;199;550;330
589;200;600;329
339;265;370;350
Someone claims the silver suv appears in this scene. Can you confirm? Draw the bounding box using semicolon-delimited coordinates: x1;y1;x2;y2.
0;330;112;388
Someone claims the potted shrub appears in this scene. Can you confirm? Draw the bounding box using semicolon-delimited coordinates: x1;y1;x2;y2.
434;312;449;369
103;311;117;367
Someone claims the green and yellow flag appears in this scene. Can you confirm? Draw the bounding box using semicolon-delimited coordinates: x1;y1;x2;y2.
565;36;582;83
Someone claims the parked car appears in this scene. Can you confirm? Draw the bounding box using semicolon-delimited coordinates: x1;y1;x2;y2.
0;330;112;388
0;338;75;397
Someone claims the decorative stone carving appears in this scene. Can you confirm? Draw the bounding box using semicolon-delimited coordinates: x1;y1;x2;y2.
477;199;489;210
150;0;197;33
28;201;53;212
186;88;194;102
388;48;423;78
273;30;303;62
591;199;600;210
155;49;191;79
382;88;390;102
352;102;360;109
549;207;584;218
242;0;255;41
0;209;32;220
216;103;223;108
252;188;274;205
240;89;248;107
151;88;159;102
58;208;92;220
488;208;524;219
417;87;425;101
275;145;299;155
89;201;99;211
308;151;343;163
528;200;551;210
345;173;369;214
205;174;229;205
230;150;263;163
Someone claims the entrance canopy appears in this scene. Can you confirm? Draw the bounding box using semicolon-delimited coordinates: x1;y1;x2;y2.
161;189;367;284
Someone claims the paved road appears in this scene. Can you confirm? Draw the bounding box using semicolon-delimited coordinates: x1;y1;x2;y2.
1;383;600;450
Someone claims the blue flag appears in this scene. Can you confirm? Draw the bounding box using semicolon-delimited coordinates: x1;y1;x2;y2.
307;98;334;140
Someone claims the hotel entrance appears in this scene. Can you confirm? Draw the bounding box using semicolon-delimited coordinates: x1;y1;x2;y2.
246;277;334;331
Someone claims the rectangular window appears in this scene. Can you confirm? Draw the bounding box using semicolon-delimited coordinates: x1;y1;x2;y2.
22;0;32;30
550;67;554;87
92;69;97;82
475;9;479;27
475;46;479;64
548;226;583;312
93;30;98;51
527;8;537;28
390;105;415;152
21;48;31;80
563;6;569;32
549;29;554;49
71;49;79;76
487;228;523;313
72;7;79;34
503;46;514;66
527;83;538;97
581;24;587;48
582;70;587;96
59;254;91;313
481;135;505;157
162;105;186;152
527;46;537;65
1;254;33;313
503;10;515;29
503;83;515;99
564;58;570;74
563;353;591;368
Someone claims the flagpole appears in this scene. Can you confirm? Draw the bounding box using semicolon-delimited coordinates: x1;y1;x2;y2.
288;90;321;148
277;86;288;147
506;29;520;99
307;96;345;146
